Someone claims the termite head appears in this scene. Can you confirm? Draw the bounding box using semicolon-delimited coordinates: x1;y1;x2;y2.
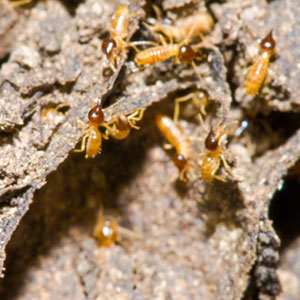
205;129;218;151
179;44;197;63
95;216;118;247
260;30;276;52
173;153;188;171
88;104;104;126
116;115;130;131
197;90;208;100
102;38;117;59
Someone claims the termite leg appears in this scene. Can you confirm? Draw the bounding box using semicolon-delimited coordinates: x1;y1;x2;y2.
129;11;144;19
173;93;193;121
101;109;115;139
76;119;88;128
152;4;163;21
196;113;209;132
117;226;141;240
127;109;144;129
100;123;112;140
220;154;236;180
157;33;168;45
89;83;102;108
55;103;70;111
130;40;160;52
102;123;116;139
74;134;88;153
213;174;227;183
143;21;172;44
100;109;114;139
41;103;70;119
180;24;197;47
191;60;205;85
179;167;188;182
198;32;204;42
199;103;206;116
189;136;204;144
93;207;103;238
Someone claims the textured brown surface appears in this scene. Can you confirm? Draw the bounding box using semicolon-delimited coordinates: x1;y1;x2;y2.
278;236;300;300
213;0;300;113
0;0;300;299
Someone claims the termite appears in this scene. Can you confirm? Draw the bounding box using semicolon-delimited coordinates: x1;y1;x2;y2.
41;103;69;120
102;5;141;69
155;114;190;181
105;109;144;140
173;89;209;122
93;209;140;247
245;31;276;95
74;86;110;159
132;29;205;86
93;215;118;247
201;123;236;183
147;7;214;43
134;40;197;66
74;102;104;159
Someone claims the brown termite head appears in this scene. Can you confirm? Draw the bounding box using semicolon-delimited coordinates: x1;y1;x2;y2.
197;90;208;101
94;216;118;247
116;114;130;131
260;31;276;52
179;44;197;63
102;38;117;59
173;153;189;181
173;153;188;172
88;104;104;126
205;129;219;151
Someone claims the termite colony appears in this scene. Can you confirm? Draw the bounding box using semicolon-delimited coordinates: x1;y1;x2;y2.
69;4;277;245
76;4;278;178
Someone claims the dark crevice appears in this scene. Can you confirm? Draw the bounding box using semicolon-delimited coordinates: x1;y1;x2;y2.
235;111;300;159
269;175;300;251
242;264;259;300
59;0;83;16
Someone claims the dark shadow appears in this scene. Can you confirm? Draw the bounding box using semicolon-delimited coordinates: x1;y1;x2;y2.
54;0;83;16
242;264;259;300
200;180;246;236
236;111;300;159
269;176;300;251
